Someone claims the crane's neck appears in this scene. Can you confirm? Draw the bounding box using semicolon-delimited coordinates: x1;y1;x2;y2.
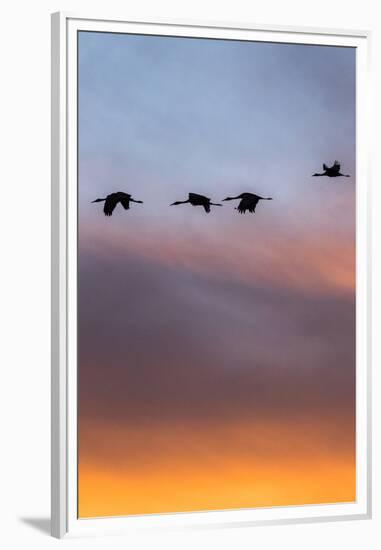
172;199;190;205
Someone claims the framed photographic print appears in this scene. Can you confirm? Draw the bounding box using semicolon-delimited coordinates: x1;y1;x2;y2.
51;12;372;539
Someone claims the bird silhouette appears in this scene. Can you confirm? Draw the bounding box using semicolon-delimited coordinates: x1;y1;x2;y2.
92;192;143;216
170;193;222;213
222;192;273;214
312;160;350;178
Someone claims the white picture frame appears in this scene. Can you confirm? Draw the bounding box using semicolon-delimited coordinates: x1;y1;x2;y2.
51;11;372;539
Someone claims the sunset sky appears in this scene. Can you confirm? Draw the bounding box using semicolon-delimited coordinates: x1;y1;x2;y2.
78;31;356;518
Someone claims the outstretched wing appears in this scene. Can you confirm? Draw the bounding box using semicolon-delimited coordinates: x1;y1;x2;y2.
120;197;130;210
103;195;119;216
237;196;259;214
189;192;208;202
332;160;341;172
323;163;328;171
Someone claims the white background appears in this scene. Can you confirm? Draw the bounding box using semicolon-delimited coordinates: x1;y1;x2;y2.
0;0;379;548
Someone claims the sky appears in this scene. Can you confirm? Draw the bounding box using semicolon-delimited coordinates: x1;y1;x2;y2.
77;31;356;518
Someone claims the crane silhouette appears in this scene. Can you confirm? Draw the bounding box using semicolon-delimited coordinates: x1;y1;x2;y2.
92;192;143;216
170;193;222;213
222;192;273;214
312;160;350;178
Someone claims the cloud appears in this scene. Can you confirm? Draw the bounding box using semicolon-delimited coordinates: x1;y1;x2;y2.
78;241;355;427
80;204;355;296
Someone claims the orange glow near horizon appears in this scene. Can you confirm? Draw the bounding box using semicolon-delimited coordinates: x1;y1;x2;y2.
79;459;355;518
78;417;355;518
